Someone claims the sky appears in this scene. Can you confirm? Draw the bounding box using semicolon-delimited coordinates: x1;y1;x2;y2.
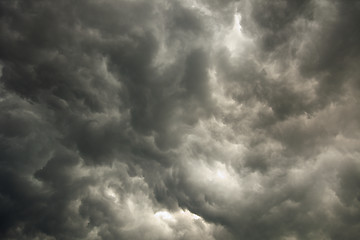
0;0;360;239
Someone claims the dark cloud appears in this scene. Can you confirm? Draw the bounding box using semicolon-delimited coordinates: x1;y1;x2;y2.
1;0;360;239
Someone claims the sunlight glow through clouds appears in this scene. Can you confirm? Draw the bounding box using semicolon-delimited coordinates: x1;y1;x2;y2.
154;209;204;224
105;187;119;203
221;12;252;55
155;211;175;222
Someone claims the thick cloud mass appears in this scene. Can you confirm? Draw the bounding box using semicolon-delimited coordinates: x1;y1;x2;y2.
1;0;360;239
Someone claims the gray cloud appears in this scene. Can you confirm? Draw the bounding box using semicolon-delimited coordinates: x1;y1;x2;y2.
1;0;360;239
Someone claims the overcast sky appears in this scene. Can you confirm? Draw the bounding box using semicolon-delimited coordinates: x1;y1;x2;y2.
1;0;360;239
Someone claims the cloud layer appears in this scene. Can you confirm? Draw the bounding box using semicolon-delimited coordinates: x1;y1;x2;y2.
1;0;360;239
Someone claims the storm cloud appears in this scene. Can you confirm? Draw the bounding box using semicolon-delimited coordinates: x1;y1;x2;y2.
1;0;360;239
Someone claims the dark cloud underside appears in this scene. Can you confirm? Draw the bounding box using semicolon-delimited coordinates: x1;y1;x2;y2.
1;0;360;239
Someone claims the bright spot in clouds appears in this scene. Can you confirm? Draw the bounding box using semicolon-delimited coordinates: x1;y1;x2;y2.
155;211;174;221
105;187;118;203
234;13;242;32
216;169;226;179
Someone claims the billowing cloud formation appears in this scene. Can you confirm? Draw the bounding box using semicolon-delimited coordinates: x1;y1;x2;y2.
1;0;360;239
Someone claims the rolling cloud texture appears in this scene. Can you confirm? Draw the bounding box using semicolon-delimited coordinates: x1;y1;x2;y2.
1;0;360;239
